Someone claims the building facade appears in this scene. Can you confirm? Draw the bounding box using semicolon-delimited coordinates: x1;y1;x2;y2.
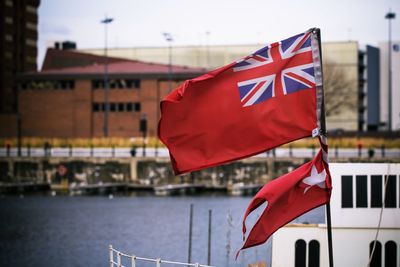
82;42;365;132
379;41;400;131
0;0;40;113
0;49;205;138
365;46;381;131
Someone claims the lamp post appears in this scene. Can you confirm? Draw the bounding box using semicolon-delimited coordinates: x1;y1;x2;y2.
101;16;113;137
17;113;21;157
385;10;395;132
206;31;210;69
140;114;148;157
157;33;173;157
163;32;173;92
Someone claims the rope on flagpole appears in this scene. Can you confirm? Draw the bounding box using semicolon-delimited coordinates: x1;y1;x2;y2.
312;27;335;267
367;164;391;267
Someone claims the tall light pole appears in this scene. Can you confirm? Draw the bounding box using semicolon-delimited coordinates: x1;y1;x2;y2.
163;32;173;92
205;31;210;69
101;16;113;137
385;10;395;132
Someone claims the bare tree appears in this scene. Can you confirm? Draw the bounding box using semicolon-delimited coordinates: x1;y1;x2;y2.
322;62;357;117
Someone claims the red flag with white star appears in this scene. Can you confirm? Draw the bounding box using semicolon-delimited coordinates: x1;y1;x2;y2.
237;144;332;256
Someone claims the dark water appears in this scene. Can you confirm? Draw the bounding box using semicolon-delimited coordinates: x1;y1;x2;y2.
0;195;324;267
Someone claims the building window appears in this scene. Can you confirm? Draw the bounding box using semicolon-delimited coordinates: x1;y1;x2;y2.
308;240;320;267
295;239;306;267
26;22;37;30
385;241;397;267
118;103;125;112
93;102;139;112
134;103;141;112
384;175;396;208
126;103;133;112
127;79;141;89
369;241;382;267
5;17;13;24
341;175;353;208
26;39;36;47
26;56;36;64
356;175;368;207
93;103;100;112
21;80;74;90
91;79;141;89
26;5;36;13
92;80;100;89
371;175;383;208
5;34;13;42
5;52;13;59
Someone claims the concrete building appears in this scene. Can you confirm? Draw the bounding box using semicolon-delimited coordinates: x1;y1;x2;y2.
0;0;40;113
81;42;364;132
322;42;360;131
0;49;205;138
81;44;261;71
364;46;381;131
272;163;400;267
379;41;400;131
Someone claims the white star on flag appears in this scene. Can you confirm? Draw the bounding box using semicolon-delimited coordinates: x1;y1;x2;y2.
302;165;326;194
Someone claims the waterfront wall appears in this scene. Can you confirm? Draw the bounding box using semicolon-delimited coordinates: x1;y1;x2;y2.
0;157;307;186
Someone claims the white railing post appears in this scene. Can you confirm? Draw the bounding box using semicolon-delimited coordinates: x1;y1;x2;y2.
131;255;136;267
109;246;214;267
117;252;122;267
109;245;114;267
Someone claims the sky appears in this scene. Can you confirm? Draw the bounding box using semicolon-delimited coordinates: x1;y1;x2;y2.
38;0;400;69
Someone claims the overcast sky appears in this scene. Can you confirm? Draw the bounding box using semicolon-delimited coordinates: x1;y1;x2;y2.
38;0;400;69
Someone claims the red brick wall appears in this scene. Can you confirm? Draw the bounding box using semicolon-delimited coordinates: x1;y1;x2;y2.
13;78;185;138
19;82;91;138
0;113;18;137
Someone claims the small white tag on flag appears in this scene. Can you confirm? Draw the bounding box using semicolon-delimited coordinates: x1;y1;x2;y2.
312;128;320;137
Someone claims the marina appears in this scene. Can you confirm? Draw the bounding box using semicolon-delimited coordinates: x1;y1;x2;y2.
2;195;320;267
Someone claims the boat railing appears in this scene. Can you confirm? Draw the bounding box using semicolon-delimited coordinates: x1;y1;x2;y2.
109;245;214;267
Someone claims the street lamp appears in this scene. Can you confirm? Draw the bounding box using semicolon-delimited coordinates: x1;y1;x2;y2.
156;33;173;157
205;31;210;69
140;114;147;157
101;16;114;137
385;10;395;132
162;32;173;92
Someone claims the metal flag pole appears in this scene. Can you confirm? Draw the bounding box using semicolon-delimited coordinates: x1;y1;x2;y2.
314;28;334;267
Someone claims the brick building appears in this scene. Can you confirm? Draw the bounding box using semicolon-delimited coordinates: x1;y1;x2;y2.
0;0;40;113
0;49;205;138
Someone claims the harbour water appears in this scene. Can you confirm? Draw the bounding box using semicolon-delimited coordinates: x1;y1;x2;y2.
0;195;324;267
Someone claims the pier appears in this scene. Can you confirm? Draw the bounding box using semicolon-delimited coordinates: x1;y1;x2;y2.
1;154;399;196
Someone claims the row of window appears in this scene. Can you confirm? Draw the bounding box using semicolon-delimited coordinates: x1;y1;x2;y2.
294;239;398;267
19;79;141;90
92;102;141;112
92;79;140;89
20;80;75;90
295;239;320;267
369;241;397;267
341;175;399;208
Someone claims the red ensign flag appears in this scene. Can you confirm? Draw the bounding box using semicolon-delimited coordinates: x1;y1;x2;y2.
159;29;323;175
238;143;332;255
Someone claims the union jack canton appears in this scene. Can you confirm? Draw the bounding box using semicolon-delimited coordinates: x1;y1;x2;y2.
234;32;316;107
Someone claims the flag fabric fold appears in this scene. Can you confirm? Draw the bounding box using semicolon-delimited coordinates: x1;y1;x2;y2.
159;29;324;175
237;136;332;256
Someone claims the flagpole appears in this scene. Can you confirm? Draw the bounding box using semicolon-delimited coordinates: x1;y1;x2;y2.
314;28;334;267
